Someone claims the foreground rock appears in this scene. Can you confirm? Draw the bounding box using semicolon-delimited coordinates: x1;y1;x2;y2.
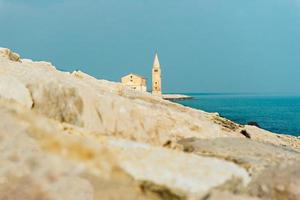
106;139;250;198
0;47;20;62
205;191;260;200
0;48;300;200
0;100;252;199
0;48;300;151
0;101;151;200
247;161;300;200
178;138;300;177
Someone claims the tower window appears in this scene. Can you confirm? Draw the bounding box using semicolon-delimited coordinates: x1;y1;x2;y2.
154;69;158;72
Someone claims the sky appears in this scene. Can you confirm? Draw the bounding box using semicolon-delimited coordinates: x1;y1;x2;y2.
0;0;300;93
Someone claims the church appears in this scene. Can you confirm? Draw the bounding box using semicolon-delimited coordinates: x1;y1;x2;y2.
121;53;162;97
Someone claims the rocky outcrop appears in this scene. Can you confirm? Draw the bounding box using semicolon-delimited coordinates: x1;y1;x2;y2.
106;139;250;198
247;161;300;200
1;48;300;150
178;137;300;177
0;100;252;200
0;74;33;108
0;48;20;62
28;82;84;126
0;48;299;200
0;100;164;200
205;191;260;200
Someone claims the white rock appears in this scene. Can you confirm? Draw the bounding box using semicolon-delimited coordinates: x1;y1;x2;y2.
0;75;33;108
0;47;299;151
0;101;250;199
107;138;251;198
0;47;299;200
0;48;20;62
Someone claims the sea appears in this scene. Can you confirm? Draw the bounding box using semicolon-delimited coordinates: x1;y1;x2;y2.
175;93;300;136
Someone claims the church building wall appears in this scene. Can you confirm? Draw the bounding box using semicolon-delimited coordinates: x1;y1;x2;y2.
121;74;147;92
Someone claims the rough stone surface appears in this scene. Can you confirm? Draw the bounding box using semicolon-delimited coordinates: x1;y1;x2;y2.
105;139;251;198
0;49;299;151
0;48;20;62
178;137;300;177
0;74;33;108
0;48;300;200
205;191;261;200
0;100;251;199
0;101;153;200
247;161;300;200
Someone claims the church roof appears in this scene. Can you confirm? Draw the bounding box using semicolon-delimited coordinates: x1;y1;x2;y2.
122;73;146;79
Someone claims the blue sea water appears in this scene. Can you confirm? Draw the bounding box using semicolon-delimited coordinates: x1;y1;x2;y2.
175;94;300;136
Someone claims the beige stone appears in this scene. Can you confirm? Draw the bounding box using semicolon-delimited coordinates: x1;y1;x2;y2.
0;74;33;108
105;138;251;198
205;191;261;200
248;161;300;200
0;47;300;200
0;101;154;200
0;48;20;62
178;137;300;177
0;48;299;151
0;100;251;200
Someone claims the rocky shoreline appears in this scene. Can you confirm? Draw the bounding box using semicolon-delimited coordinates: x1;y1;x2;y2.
0;48;300;200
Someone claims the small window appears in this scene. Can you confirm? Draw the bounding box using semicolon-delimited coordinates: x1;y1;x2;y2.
154;69;158;72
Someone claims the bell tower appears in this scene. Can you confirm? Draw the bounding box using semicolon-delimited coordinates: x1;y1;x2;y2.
152;53;162;96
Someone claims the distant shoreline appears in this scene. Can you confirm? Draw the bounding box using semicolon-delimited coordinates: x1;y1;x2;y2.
181;92;300;97
162;94;193;101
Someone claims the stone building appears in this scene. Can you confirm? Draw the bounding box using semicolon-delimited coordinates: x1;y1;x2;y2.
121;73;147;92
121;52;162;96
152;53;162;96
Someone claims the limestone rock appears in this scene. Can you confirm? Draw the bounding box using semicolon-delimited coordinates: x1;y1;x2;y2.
178;137;300;177
105;139;251;198
0;48;299;151
0;74;33;108
205;190;261;200
0;101;152;200
247;161;300;200
0;100;253;199
1;48;300;200
0;48;20;62
21;59;56;70
244;125;300;152
28;82;84;126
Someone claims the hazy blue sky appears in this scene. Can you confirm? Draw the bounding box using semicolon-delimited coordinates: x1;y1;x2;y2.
0;0;300;93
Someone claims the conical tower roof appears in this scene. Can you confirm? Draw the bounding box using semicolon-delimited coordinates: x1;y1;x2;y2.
153;53;160;68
